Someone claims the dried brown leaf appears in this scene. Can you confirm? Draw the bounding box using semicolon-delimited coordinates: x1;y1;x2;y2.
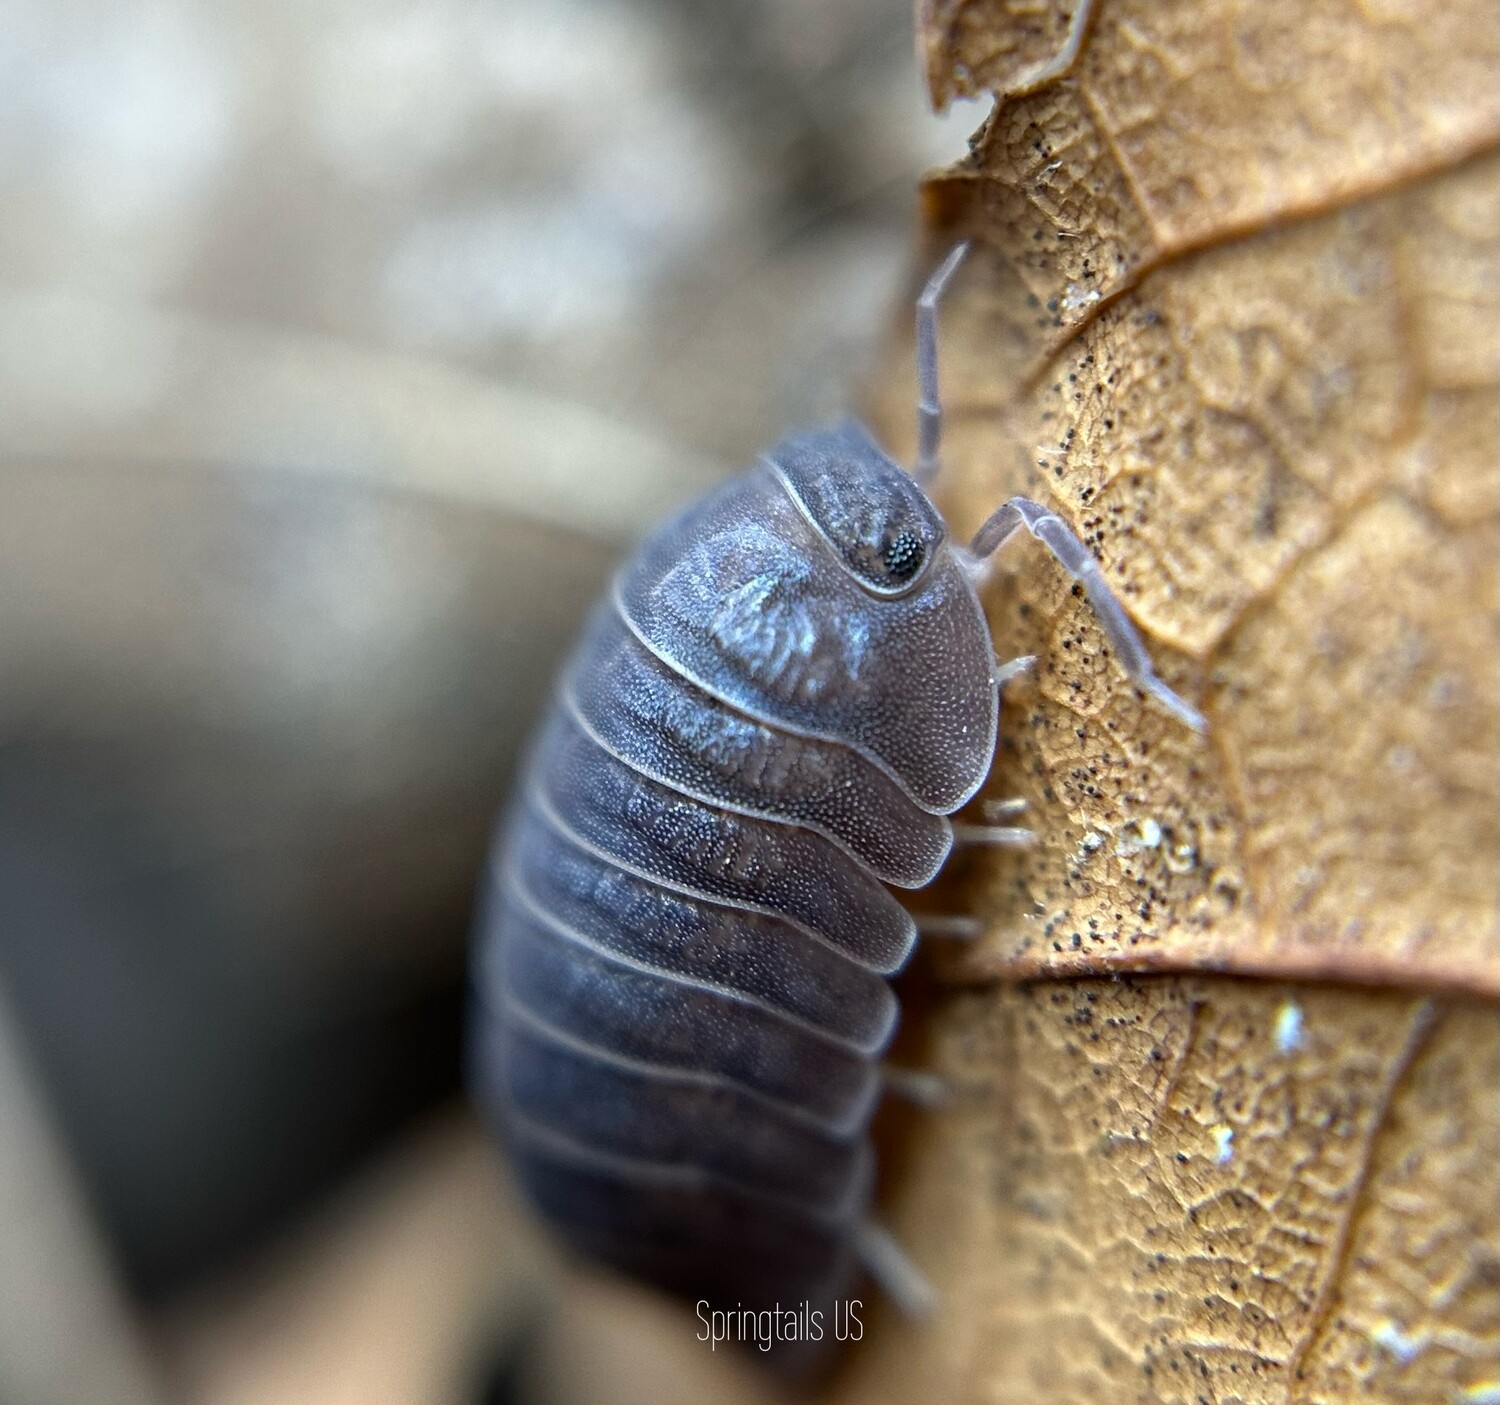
834;979;1499;1404
838;3;1499;1400
875;1;1500;994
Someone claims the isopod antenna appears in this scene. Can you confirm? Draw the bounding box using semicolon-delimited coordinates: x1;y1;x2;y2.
914;241;970;484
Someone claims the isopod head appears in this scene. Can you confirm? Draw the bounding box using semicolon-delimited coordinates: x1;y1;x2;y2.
617;419;1000;817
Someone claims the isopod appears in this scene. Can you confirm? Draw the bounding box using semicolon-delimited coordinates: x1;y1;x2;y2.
469;244;1203;1341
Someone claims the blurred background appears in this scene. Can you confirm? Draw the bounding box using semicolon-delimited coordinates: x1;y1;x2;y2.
0;1;979;1400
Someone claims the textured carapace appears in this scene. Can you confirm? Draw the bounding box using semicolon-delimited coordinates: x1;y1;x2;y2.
468;244;1203;1342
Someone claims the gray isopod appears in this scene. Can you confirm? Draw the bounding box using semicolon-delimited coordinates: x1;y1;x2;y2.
469;244;1204;1335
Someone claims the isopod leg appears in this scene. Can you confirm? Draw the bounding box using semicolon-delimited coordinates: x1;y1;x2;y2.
882;1066;950;1109
993;653;1035;687
914;242;970;483
854;1221;939;1320
951;823;1035;848
969;497;1207;732
913;914;980;941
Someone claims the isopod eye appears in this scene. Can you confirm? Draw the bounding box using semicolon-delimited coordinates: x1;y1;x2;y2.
766;420;946;597
881;530;924;582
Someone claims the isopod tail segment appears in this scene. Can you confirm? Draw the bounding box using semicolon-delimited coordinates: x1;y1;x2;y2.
913;241;1206;734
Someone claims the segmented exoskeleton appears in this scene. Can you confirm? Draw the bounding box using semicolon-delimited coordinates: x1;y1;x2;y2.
469;245;1203;1333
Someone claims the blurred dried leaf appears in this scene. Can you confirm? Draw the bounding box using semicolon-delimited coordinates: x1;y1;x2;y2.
841;1;1499;1400
156;1111;551;1405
